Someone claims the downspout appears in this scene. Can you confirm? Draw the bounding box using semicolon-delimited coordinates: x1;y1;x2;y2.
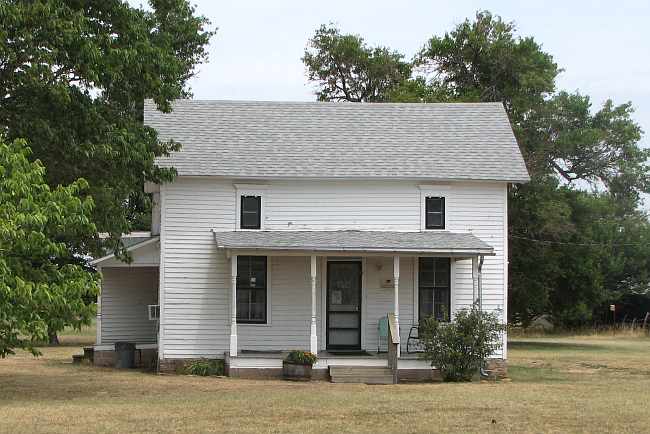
478;255;484;311
478;255;491;379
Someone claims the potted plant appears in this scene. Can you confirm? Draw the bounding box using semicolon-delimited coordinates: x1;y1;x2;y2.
283;350;318;381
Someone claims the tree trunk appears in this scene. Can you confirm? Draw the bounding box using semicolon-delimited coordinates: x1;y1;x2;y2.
48;331;59;346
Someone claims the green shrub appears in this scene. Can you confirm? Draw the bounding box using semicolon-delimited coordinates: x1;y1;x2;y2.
183;359;224;376
284;350;318;365
419;307;505;382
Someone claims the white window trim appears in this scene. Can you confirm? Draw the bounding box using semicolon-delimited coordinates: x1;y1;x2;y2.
234;184;268;231
418;184;450;231
413;257;456;324
237;255;273;327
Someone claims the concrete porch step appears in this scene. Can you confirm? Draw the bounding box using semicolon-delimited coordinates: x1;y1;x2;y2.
329;366;395;384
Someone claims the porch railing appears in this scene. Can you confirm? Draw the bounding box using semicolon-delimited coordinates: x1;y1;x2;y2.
387;313;400;384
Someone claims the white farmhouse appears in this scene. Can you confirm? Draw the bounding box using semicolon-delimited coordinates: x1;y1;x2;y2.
91;100;529;382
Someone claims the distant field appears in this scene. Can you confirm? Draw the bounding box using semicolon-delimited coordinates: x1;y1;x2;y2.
1;326;649;433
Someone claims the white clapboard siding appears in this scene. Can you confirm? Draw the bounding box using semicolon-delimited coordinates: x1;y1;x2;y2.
100;267;158;344
445;183;506;357
364;257;415;351
161;180;235;358
160;178;507;359
238;257;322;351
266;181;420;230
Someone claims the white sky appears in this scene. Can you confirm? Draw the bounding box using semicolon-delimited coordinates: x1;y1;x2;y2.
131;0;650;205
179;0;649;141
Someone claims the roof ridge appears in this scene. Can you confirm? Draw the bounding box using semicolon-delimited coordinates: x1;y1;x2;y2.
145;99;504;107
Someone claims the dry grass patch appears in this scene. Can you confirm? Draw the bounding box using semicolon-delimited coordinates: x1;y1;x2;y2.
1;332;650;433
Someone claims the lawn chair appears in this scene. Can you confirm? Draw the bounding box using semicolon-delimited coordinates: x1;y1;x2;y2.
406;325;423;353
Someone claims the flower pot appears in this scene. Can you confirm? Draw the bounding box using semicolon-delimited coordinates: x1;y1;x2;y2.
282;361;313;381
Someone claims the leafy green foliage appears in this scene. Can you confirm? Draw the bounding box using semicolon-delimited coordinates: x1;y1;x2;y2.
0;138;99;357
183;358;224;376
0;0;214;259
303;24;411;102
416;11;559;117
284;350;318;365
419;308;505;382
303;11;650;328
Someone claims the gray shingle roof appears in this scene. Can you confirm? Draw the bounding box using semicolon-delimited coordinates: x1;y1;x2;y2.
212;230;494;256
145;100;529;182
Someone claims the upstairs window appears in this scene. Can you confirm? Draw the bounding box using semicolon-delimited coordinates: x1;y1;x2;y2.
425;197;445;230
237;256;267;323
240;196;261;229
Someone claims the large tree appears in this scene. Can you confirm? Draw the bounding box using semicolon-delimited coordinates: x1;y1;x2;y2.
0;138;98;356
0;0;213;345
303;13;650;327
303;24;411;102
414;12;649;325
0;0;213;258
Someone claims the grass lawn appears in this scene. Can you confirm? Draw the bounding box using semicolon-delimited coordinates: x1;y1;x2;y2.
1;328;650;433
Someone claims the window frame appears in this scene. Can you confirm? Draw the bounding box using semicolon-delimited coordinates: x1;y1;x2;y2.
236;255;270;325
418;185;449;231
235;184;267;231
425;196;445;230
240;196;261;229
414;257;454;323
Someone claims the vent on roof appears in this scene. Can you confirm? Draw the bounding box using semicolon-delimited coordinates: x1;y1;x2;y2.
148;304;160;321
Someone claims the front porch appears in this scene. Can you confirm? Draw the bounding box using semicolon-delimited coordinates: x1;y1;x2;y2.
214;230;494;382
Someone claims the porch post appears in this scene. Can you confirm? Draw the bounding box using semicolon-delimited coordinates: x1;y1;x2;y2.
393;255;400;357
472;256;479;307
96;267;102;345
310;255;318;354
230;254;238;357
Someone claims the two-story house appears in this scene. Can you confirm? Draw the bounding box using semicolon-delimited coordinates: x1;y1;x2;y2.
91;100;529;383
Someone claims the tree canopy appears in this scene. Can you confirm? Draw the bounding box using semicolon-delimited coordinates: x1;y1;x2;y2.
303;12;650;327
0;0;214;258
303;24;411;102
0;0;213;351
0;138;98;356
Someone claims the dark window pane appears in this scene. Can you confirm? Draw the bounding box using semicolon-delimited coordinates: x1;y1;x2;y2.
419;258;434;272
434;288;450;321
241;212;259;229
418;257;451;322
426;197;443;212
425;197;445;229
420;271;435;287
241;196;260;212
240;196;261;229
434;271;449;287
426;212;443;229
237;300;250;320
237;256;267;323
419;289;434;321
435;258;450;272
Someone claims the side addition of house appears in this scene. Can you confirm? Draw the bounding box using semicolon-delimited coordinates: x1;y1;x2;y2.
91;100;529;382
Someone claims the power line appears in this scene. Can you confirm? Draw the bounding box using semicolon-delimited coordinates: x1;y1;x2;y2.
510;234;646;247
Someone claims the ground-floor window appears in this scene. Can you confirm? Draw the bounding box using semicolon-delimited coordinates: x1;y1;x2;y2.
418;257;451;322
236;256;267;323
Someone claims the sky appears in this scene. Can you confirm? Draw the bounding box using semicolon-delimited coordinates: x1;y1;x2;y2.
171;0;649;143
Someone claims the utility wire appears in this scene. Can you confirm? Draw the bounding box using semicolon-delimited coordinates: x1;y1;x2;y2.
510;234;646;247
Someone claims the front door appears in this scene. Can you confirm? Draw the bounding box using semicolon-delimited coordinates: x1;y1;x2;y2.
327;261;362;350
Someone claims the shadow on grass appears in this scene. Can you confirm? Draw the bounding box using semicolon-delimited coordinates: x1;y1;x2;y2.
509;341;607;352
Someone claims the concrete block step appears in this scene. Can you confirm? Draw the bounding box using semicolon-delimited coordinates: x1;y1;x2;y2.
329;366;395;384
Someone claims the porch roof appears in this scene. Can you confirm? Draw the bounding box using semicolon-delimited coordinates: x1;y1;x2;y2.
212;230;494;257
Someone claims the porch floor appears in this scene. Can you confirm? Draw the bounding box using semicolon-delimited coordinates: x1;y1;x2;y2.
235;350;423;360
226;349;436;380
